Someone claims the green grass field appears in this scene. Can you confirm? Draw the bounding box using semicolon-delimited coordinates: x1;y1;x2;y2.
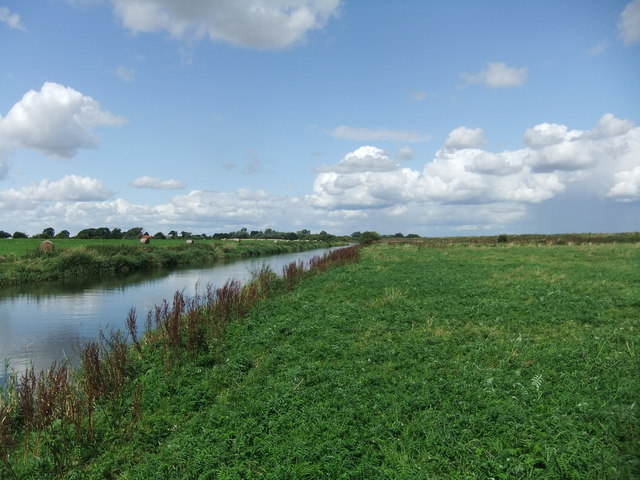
0;238;192;257
1;241;638;478
0;238;254;257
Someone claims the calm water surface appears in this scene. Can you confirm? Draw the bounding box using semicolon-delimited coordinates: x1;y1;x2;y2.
0;247;339;384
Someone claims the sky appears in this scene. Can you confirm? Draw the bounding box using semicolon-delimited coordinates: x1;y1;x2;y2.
0;0;639;237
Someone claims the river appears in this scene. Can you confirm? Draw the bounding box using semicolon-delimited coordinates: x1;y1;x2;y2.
0;246;339;385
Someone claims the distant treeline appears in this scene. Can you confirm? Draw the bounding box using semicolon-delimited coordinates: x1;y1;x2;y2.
0;227;344;241
387;232;640;246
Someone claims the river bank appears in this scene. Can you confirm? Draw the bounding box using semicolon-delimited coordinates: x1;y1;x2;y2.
0;239;345;286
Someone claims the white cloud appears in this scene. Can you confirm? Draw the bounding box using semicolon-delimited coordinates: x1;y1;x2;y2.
333;146;399;173
0;6;25;30
397;146;415;161
131;176;185;190
331;125;431;143
523;123;581;147
619;0;640;45
523;114;638;173
306;115;640;227
589;113;634;139
444;127;486;149
115;65;136;83
110;0;341;50
0;82;126;163
461;62;528;88
0;175;112;210
467;152;523;176
0;182;319;235
608;167;640;201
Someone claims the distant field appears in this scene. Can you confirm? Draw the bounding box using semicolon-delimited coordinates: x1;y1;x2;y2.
0;238;144;257
0;238;267;258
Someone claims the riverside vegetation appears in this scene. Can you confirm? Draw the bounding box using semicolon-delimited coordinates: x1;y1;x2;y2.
0;238;343;286
0;238;638;478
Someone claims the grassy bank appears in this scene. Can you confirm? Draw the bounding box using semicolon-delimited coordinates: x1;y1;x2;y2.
0;239;341;286
1;242;638;478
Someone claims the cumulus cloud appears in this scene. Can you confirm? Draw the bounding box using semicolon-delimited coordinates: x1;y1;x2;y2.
131;176;185;190
307;114;640;227
608;167;640;201
0;6;25;30
0;181;318;236
0;175;112;210
523;114;638;173
397;146;415;161
0;82;126;162
331;125;431;143
444;127;487;149
461;62;528;88
619;0;640;45
109;0;341;49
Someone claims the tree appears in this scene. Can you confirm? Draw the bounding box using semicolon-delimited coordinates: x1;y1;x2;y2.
110;228;123;239
351;231;362;238
13;231;28;239
42;227;55;238
124;227;144;239
153;232;166;239
0;231;11;239
359;231;381;245
95;227;111;239
168;230;178;238
55;230;70;239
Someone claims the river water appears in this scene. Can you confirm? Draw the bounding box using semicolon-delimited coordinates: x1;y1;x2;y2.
0;247;338;385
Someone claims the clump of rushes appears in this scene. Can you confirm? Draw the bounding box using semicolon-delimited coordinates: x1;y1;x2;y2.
0;396;17;479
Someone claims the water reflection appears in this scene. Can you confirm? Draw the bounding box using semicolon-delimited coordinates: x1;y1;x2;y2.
0;247;338;384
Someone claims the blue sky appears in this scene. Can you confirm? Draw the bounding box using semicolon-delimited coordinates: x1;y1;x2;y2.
0;0;639;236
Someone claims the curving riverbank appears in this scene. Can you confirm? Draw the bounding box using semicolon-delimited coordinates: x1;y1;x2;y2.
0;239;345;286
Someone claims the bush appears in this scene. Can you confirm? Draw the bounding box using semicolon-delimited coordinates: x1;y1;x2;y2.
359;231;381;245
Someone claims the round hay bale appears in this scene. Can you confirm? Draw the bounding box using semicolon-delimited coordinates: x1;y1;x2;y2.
140;236;151;245
185;239;193;245
40;240;55;252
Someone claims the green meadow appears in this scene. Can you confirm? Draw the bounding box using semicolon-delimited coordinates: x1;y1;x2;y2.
1;241;638;478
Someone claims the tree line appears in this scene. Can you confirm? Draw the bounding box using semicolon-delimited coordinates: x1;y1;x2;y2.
0;227;339;241
0;227;418;242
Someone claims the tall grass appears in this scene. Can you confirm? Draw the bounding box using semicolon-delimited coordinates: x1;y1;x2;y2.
0;245;360;478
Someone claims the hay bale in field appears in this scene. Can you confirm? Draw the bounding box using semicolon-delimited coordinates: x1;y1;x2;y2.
185;239;193;245
40;240;55;252
140;236;151;244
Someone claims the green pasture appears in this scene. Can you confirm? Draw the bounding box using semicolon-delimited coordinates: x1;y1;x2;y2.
2;241;638;478
0;238;236;258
